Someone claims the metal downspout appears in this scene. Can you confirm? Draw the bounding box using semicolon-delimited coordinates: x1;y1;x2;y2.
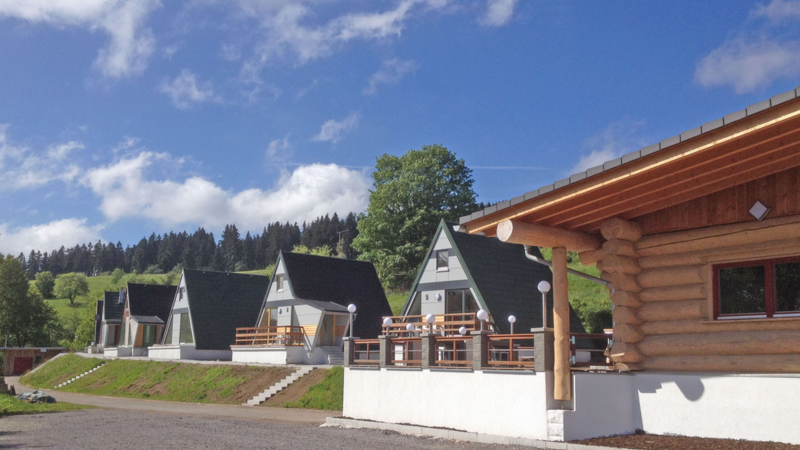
523;245;614;292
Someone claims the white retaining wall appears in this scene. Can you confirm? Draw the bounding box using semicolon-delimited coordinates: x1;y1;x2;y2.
232;346;329;365
344;368;550;441
148;345;231;361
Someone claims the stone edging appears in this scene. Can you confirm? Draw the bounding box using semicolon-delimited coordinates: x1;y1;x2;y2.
324;417;624;450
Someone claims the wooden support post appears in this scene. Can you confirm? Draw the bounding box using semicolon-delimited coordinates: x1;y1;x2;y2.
552;247;571;401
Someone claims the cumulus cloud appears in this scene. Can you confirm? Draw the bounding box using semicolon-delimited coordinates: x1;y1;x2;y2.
312;113;360;143
0;218;102;256
82;151;370;230
0;0;161;78
569;119;648;174
0;124;82;191
695;39;800;94
752;0;800;22
480;0;519;27
364;58;418;94
160;70;219;109
238;0;447;81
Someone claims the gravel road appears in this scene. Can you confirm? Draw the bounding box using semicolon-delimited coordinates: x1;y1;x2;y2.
0;409;527;450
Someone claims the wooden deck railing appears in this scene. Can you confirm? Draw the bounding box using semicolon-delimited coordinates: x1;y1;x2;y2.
486;334;535;369
570;332;613;368
353;339;380;365
381;313;493;336
433;335;472;367
390;337;422;367
233;326;306;346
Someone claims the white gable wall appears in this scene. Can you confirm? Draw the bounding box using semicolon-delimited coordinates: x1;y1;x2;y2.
411;228;473;316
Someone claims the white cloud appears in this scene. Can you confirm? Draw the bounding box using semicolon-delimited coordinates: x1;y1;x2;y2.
266;136;292;163
480;0;518;27
0;0;161;78
238;0;447;81
694;38;800;94
0;218;102;256
752;0;800;22
364;58;418;94
569;119;648;174
312;113;360;143
0;124;82;191
82;151;370;230
160;69;219;109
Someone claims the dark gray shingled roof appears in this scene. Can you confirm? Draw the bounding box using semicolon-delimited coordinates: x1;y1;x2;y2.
407;221;588;335
103;291;124;323
459;87;800;225
130;315;165;324
127;283;177;324
183;269;270;350
279;252;392;339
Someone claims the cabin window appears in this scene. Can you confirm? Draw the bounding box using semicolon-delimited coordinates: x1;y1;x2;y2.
142;325;157;348
445;289;480;314
436;250;449;271
715;257;800;319
407;292;422;316
164;320;173;345
179;287;185;300
276;274;285;292
119;321;126;346
262;308;278;327
179;313;194;344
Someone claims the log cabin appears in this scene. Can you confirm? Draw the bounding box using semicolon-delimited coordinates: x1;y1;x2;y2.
344;88;800;445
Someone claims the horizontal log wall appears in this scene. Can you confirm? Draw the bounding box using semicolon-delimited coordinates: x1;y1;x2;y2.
625;214;800;373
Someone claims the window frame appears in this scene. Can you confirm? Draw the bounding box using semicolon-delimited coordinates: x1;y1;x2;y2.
436;250;449;272
713;255;800;320
276;274;285;292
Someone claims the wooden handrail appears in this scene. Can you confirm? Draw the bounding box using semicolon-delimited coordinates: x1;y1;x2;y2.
433;335;472;367
382;313;494;336
233;326;307;346
353;339;380;366
486;333;535;368
390;337;422;367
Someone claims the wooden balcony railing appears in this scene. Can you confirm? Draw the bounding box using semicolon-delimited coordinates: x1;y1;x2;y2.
433;335;472;367
391;337;422;367
570;332;613;368
381;313;493;336
234;326;306;347
353;339;380;365
486;334;535;369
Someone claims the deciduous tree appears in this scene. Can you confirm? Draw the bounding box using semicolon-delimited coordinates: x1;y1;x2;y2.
34;271;56;299
54;272;90;305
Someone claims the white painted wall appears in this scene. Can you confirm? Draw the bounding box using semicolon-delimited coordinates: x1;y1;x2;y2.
148;344;232;361
232;346;329;365
344;368;550;440
419;231;467;284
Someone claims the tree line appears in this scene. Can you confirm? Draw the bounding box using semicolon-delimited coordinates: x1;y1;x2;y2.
16;212;360;280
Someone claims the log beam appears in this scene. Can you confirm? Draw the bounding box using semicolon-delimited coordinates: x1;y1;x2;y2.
638;300;708;322
600;218;642;242
642;354;800;373
610;291;643;308
613;306;641;325
552;247;571;401
614;323;644;343
602;239;638;258
639;284;706;303
638;330;800;356
496;220;602;253
609;342;644;363
578;249;604;266
600;255;641;274
640;318;800;335
637;266;705;288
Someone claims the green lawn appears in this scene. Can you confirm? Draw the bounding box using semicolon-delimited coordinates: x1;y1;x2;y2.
22;354;105;388
284;366;343;410
24;355;294;405
387;292;409;315
0;395;92;416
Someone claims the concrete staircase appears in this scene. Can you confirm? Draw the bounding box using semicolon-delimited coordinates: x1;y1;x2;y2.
321;346;344;365
243;366;316;406
55;363;106;388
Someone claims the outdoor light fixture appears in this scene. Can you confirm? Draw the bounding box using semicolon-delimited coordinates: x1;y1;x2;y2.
538;280;551;329
406;323;415;334
749;200;771;221
425;314;435;324
383;317;393;335
476;309;488;331
347;304;357;338
508;315;517;334
434;293;442;301
459;326;467;336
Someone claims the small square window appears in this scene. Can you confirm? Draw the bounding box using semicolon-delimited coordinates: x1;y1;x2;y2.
436;250;449;271
276;274;285;291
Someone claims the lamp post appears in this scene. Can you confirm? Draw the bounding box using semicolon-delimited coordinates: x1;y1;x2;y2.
508;315;516;335
538;281;551;329
406;323;415;336
383;317;393;335
347;304;356;338
476;309;488;331
425;314;435;333
459;326;467;336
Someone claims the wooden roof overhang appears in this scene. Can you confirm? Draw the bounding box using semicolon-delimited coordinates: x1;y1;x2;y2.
464;97;800;240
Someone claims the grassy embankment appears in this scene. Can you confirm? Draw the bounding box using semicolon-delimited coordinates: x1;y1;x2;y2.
22;354;295;405
0;395;92;416
263;367;344;410
386;292;409;315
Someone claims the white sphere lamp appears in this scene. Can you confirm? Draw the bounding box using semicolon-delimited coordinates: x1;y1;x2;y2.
425;314;436;324
476;309;488;321
458;326;467;336
406;323;415;332
538;280;551;294
347;304;357;313
383;317;393;327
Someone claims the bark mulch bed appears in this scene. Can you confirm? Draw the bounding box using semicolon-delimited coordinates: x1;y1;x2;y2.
574;432;800;450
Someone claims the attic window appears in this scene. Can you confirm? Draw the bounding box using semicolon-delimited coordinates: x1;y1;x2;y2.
179;287;185;300
436;250;449;271
276;274;285;292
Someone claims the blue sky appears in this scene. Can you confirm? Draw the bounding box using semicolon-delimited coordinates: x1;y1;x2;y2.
2;0;800;256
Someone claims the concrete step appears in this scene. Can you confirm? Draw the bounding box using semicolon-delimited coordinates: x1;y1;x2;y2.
242;366;317;406
54;363;107;389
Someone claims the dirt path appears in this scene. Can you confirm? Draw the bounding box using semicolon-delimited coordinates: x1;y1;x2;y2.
6;376;335;425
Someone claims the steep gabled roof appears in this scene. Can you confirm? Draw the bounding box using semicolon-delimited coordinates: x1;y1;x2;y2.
103;291;124;323
182;269;270;350
127;283;177;323
279;252;391;339
406;221;587;335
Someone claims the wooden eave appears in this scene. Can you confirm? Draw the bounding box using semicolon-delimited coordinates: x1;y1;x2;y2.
465;97;800;237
